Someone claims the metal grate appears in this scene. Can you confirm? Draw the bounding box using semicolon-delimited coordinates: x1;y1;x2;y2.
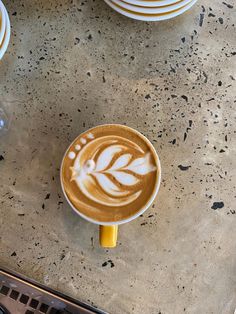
29;298;39;309
9;290;19;300
0;282;61;313
39;303;49;313
0;286;9;296
19;294;29;305
0;267;107;314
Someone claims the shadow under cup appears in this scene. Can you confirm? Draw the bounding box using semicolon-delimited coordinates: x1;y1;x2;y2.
60;124;161;248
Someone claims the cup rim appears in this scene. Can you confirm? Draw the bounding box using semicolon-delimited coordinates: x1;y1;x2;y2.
60;124;161;226
0;2;6;47
0;6;10;60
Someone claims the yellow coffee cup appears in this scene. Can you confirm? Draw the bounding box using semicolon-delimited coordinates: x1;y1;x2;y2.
60;124;161;248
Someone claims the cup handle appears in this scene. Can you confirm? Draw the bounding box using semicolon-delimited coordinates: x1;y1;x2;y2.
99;225;118;248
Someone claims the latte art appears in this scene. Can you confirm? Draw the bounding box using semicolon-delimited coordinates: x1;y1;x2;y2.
61;125;160;223
70;137;156;207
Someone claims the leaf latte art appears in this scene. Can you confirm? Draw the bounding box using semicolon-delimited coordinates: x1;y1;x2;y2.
70;138;156;207
61;125;160;223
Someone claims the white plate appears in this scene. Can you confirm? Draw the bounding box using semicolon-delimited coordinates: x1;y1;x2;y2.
0;6;10;60
112;0;193;14
119;0;182;7
104;0;197;21
0;1;6;46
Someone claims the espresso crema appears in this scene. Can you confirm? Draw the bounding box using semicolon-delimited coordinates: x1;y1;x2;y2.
61;125;160;223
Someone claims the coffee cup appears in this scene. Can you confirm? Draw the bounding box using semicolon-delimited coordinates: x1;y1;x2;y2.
61;124;161;248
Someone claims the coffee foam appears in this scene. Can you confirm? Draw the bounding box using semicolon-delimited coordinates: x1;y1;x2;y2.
61;125;160;223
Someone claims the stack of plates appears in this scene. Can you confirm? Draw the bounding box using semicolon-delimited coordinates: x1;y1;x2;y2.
104;0;198;21
0;1;10;60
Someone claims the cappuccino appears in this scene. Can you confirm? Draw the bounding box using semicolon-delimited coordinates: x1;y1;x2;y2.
61;125;160;223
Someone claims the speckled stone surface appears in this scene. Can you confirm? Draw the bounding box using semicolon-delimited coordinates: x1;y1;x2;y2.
0;1;236;313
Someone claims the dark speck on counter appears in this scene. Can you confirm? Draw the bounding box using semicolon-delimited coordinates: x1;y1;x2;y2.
211;202;225;210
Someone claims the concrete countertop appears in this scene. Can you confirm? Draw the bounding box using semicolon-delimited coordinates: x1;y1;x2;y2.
0;1;235;313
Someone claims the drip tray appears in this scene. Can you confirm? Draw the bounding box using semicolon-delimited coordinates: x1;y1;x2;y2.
0;267;107;314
